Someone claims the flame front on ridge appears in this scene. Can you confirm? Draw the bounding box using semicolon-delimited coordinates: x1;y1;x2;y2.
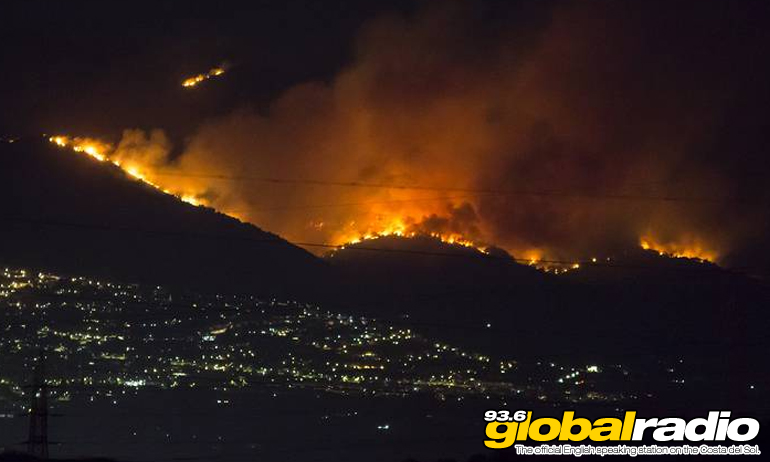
640;236;717;263
46;135;718;273
48;135;204;208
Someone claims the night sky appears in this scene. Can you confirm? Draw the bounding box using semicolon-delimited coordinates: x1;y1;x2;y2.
0;0;415;138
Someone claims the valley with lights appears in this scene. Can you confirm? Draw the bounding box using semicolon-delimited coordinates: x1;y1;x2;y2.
0;264;644;404
0;263;750;461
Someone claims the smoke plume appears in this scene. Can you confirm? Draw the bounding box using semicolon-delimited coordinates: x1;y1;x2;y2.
113;0;770;265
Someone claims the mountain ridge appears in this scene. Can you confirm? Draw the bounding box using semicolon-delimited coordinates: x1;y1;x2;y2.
0;137;327;297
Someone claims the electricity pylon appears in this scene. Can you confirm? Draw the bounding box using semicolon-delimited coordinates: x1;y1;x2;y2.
26;351;49;459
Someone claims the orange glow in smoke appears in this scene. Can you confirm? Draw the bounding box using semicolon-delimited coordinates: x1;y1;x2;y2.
332;214;487;253
47;135;719;273
639;236;717;263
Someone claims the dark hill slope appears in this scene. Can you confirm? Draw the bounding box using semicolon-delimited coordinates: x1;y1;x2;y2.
327;236;770;374
326;235;548;322
325;235;559;352
0;137;327;297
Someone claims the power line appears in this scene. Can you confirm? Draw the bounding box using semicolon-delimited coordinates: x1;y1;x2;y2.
1;214;739;273
241;194;479;213
148;171;762;204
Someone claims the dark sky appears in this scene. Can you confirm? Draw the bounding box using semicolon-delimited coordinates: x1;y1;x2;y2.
0;0;416;138
1;0;768;156
3;0;768;150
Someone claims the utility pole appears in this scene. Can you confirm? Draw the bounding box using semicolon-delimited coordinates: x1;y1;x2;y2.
26;351;49;459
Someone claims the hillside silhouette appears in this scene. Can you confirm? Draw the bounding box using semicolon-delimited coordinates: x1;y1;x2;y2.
326;235;770;389
0;137;327;297
1;138;768;383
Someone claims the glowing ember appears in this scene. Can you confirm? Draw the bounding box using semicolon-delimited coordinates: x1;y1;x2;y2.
639;236;717;263
50;136;68;147
182;66;226;88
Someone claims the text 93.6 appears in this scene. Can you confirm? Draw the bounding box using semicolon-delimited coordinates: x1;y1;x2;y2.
484;410;528;423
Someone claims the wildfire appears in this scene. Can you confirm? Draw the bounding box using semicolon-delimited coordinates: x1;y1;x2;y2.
333;229;591;275
523;250;581;274
182;66;226;88
639;236;717;263
327;216;600;274
45;136;716;273
342;230;486;252
333;216;488;254
50;136;111;162
48;135;206;208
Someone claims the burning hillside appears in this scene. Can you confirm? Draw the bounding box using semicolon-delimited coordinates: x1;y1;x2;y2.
49;134;209;209
640;235;719;263
45;115;720;270
34;1;770;271
0;137;326;295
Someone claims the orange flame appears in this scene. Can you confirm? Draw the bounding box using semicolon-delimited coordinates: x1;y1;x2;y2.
639;235;717;263
341;230;486;252
182;66;226;88
46;135;715;274
332;215;487;253
50;136;111;162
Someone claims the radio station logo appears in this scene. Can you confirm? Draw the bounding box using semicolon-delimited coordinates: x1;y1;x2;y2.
484;410;760;448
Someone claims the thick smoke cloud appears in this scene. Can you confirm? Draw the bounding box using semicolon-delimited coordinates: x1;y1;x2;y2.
122;0;770;264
